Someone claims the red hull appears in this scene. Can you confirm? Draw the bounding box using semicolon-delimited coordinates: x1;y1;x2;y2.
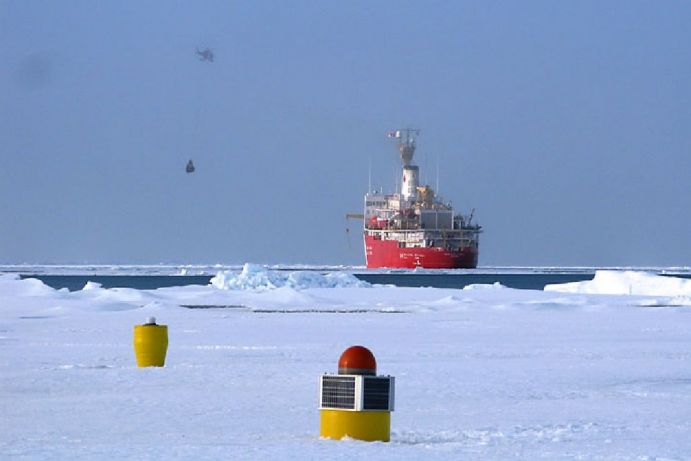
365;235;478;269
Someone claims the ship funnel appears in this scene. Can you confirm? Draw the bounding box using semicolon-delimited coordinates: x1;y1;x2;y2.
402;165;419;200
388;128;421;200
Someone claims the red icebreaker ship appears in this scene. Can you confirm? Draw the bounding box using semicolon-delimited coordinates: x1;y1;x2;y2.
361;129;481;269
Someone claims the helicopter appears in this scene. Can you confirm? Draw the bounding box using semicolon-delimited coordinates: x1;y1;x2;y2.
195;47;214;62
186;160;195;173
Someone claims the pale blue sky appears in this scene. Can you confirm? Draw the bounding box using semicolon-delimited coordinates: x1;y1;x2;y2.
1;1;690;266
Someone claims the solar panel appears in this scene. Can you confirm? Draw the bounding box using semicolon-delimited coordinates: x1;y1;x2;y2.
363;376;392;410
320;375;356;409
320;375;395;411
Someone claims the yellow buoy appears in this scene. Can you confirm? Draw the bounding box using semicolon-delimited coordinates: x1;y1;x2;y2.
319;346;394;442
320;409;390;442
133;317;168;367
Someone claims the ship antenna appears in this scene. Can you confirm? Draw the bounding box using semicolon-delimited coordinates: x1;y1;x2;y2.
368;157;372;193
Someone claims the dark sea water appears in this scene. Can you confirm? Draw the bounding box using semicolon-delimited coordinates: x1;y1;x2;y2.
354;272;596;290
16;270;691;292
24;275;213;291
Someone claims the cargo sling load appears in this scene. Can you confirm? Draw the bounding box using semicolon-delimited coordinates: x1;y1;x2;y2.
362;129;481;268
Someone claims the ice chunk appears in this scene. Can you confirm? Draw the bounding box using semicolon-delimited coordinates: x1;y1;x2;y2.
545;270;691;296
82;281;103;290
463;282;506;290
210;263;370;290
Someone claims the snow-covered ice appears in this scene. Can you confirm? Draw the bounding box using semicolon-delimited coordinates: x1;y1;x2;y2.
2;267;691;460
210;263;370;290
546;270;691;297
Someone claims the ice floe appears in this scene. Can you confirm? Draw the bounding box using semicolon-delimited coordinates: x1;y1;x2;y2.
209;263;369;290
545;270;691;297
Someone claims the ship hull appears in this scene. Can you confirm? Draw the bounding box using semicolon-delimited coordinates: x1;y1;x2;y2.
365;235;478;269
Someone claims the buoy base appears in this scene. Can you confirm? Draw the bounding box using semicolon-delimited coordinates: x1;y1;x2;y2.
133;325;168;367
320;409;390;442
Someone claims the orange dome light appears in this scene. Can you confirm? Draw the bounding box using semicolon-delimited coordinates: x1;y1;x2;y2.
338;345;377;375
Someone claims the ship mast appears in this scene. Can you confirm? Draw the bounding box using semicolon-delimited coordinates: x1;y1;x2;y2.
387;128;420;166
387;128;421;201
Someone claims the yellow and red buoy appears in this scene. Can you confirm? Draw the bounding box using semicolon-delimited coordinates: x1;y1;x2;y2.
319;345;395;442
133;317;168;367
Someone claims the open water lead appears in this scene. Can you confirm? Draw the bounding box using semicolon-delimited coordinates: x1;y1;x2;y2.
133;317;168;367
